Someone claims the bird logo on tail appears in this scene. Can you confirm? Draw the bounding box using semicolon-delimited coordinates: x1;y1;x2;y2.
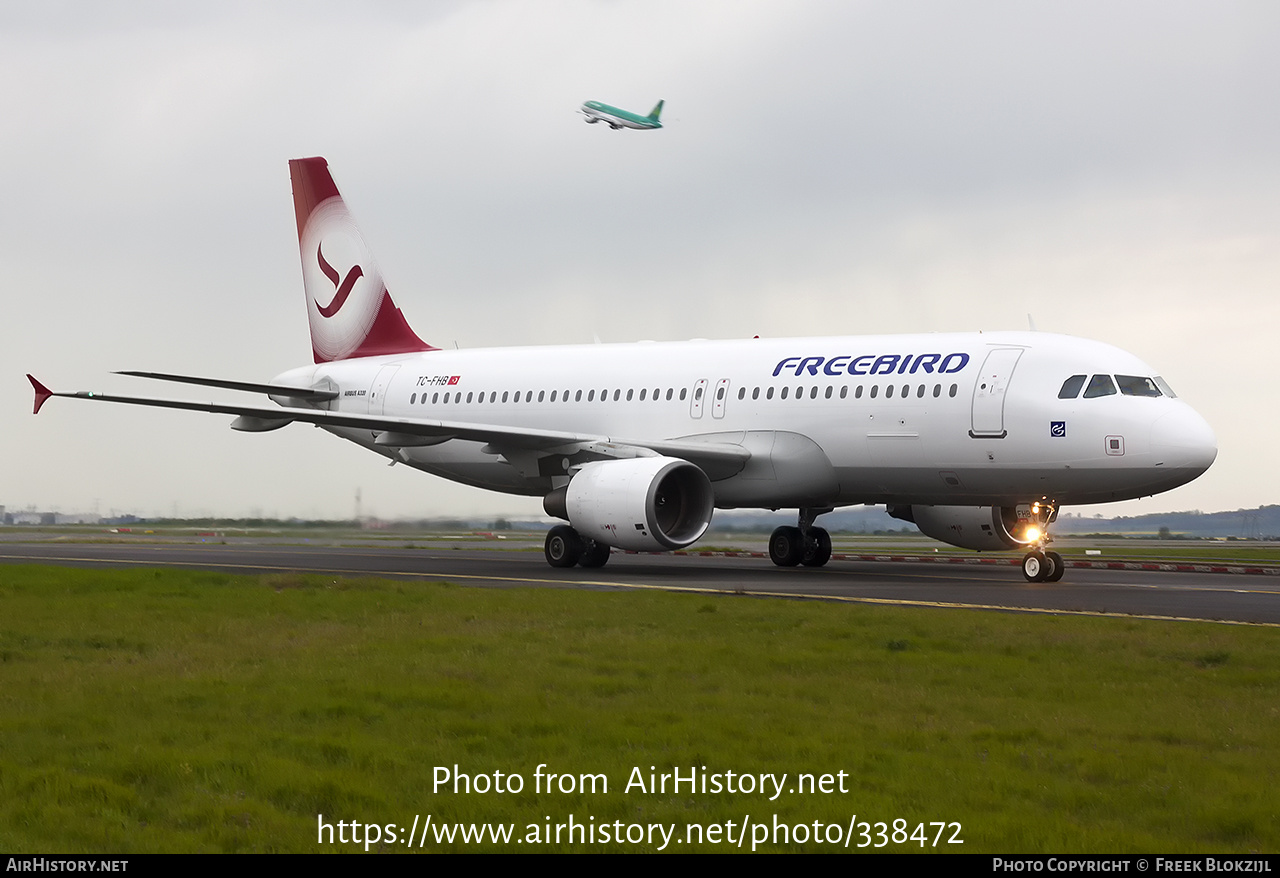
289;157;434;362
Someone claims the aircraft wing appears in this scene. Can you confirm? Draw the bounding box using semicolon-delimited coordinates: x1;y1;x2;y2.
26;375;751;474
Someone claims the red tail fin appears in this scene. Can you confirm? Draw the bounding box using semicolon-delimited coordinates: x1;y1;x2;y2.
289;158;435;363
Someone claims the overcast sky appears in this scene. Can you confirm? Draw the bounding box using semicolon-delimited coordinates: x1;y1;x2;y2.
3;1;1278;522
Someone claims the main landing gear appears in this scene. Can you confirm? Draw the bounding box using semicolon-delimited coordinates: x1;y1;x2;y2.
1019;501;1064;583
544;524;611;569
769;507;834;568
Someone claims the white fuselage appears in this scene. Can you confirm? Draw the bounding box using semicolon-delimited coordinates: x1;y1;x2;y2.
271;330;1217;511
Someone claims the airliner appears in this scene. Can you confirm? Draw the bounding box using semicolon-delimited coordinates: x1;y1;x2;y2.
580;99;664;130
27;157;1217;582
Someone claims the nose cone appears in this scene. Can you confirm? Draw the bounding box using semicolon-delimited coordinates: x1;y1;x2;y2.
1152;405;1218;479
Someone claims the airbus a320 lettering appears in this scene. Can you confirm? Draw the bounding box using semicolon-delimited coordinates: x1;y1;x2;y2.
28;158;1217;581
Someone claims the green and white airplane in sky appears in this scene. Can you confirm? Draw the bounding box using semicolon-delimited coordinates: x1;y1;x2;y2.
580;99;664;130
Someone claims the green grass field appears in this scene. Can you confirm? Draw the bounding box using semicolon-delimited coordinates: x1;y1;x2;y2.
1;564;1277;853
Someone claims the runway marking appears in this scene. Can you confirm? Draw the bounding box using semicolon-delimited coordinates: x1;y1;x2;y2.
669;550;1280;577
4;552;1278;628
859;565;1280;596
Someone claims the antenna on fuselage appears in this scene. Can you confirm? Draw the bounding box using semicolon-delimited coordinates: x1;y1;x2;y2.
1027;314;1038;332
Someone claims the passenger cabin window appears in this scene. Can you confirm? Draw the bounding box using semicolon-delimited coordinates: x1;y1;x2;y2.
1059;375;1086;399
1115;375;1162;397
1083;374;1117;398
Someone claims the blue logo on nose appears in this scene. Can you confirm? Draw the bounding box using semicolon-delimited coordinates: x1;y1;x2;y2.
1051;421;1066;437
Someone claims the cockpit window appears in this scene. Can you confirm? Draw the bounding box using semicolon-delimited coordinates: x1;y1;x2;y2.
1058;375;1086;399
1115;375;1162;397
1083;374;1117;398
1153;376;1177;398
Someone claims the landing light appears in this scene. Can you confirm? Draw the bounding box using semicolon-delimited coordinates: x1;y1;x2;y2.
1025;526;1042;543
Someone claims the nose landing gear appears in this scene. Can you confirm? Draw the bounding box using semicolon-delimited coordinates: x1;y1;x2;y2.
1020;501;1064;582
1021;550;1064;582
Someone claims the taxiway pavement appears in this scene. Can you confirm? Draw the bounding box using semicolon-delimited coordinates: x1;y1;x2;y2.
2;540;1278;626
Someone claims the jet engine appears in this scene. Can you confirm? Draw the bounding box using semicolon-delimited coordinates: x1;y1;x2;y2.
544;457;714;552
887;505;1044;552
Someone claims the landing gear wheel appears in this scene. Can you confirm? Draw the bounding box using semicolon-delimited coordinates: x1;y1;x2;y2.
1045;551;1065;582
545;525;582;568
1022;551;1048;582
578;539;611;569
801;527;832;567
769;526;803;567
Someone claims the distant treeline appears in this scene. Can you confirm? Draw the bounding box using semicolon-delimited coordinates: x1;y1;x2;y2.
16;505;1280;540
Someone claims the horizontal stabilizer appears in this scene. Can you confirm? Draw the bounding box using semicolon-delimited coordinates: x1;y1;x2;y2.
115;371;338;401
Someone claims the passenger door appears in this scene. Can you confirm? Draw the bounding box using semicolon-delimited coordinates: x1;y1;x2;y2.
970;348;1023;438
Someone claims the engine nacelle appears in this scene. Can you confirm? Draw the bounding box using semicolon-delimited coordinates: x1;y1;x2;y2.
888;505;1042;552
545;457;714;552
